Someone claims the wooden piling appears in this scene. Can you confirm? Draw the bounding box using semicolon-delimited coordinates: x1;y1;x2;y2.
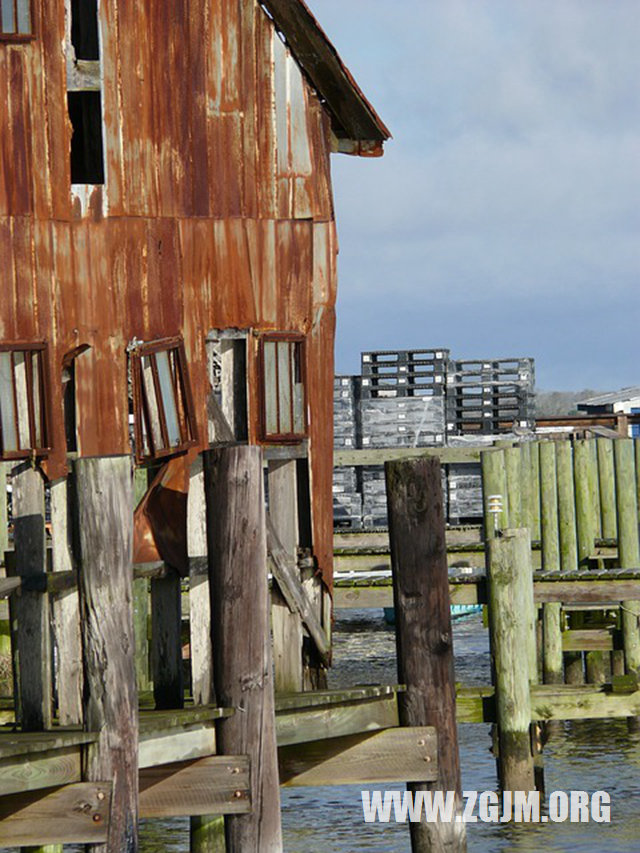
151;568;184;709
268;459;303;693
556;441;578;572
574;439;598;567
481;449;508;539
187;455;225;852
74;456;138;853
487;529;536;791
133;469;151;694
529;441;541;542
386;456;466;853
11;464;51;730
597;439;617;541
205;446;282;853
0;463;10;699
49;478;83;726
542;602;563;685
504;447;523;529
614;440;640;681
539;442;560;570
520;442;532;536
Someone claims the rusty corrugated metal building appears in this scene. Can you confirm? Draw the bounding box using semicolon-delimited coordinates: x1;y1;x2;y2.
0;0;389;585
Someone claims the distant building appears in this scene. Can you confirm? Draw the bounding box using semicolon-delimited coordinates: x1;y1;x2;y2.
578;388;640;437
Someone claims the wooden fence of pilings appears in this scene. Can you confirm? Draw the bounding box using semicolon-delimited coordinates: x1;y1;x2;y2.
332;438;640;792
0;448;447;853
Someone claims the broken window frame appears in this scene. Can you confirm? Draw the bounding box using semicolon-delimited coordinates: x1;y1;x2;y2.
0;342;51;460
0;0;33;40
259;333;307;443
129;337;198;464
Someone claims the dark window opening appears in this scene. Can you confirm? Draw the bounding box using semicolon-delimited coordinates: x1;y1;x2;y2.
207;333;248;441
260;334;306;442
68;91;104;184
129;337;197;463
1;0;31;36
62;344;90;453
0;343;50;459
71;0;99;59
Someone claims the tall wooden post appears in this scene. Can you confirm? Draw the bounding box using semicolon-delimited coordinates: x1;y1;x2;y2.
614;440;640;677
133;469;151;694
11;463;51;730
529;441;541;542
504;447;523;529
0;462;10;699
520;442;532;536
487;529;536;791
574;439;598;567
50;478;83;726
481;449;508;540
204;447;282;853
74;456;138;853
187;455;225;852
386;457;466;853
151;568;184;709
556;441;578;571
539;442;559;570
268;459;303;693
597;439;617;541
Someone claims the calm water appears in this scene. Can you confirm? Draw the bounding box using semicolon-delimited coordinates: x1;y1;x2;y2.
133;610;640;852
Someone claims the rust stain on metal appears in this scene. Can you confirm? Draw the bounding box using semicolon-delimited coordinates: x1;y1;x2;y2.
0;0;388;587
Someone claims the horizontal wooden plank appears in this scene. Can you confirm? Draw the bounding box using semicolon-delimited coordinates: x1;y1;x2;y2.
0;782;111;846
276;693;399;746
275;684;401;712
562;629;616;651
534;580;640;603
279;727;437;786
139;723;217;769
0;577;21;598
139;756;250;818
0;746;82;796
334;447;482;466
139;704;233;734
455;683;640;723
0;730;97;759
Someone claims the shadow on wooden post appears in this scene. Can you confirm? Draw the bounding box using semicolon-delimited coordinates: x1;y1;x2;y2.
204;446;282;853
385;456;466;853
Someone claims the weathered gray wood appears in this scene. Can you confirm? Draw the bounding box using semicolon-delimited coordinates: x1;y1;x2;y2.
139;757;250;818
335;446;482;466
0;782;111;846
187;456;224;853
133;468;151;694
614;439;640;680
556;441;578;571
268;460;303;693
278;727;438;786
597;439;617;541
266;516;329;660
74;456;138;853
574;439;598;567
539;441;560;571
151;568;184;710
204;446;282;853
487;529;535;791
187;455;214;706
49;478;83;726
386;456;466;853
11;463;51;730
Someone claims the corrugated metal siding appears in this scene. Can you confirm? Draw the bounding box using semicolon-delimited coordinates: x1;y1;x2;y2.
0;0;340;583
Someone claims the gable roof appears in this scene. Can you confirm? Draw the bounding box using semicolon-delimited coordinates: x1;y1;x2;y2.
260;0;391;154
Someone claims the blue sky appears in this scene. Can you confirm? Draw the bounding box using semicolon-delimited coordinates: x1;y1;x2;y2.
308;1;640;390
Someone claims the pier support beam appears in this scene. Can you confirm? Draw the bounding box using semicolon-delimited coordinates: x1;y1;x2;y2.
74;455;138;852
487;529;536;792
386;456;466;853
205;446;282;853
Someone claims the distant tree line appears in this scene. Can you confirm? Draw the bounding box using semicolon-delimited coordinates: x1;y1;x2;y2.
535;390;607;418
